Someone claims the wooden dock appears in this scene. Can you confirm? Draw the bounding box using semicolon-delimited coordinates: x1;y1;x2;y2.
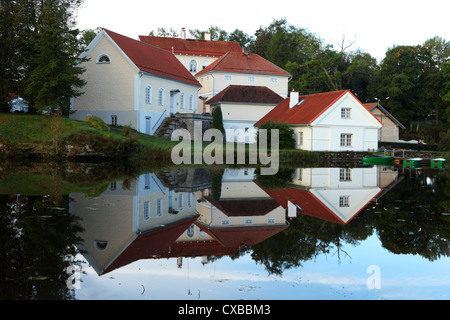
383;148;445;169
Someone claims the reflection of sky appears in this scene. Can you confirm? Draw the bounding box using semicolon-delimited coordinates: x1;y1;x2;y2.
74;234;450;300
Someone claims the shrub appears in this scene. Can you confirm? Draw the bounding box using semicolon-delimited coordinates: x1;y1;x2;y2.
256;120;295;150
84;115;109;132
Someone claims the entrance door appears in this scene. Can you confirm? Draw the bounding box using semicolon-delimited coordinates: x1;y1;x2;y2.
145;117;151;135
170;94;175;114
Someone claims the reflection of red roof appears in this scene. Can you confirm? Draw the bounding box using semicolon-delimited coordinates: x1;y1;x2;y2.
104;29;201;87
206;85;283;105
102;215;199;275
260;186;349;224
164;223;288;258
196;52;291;77
138;35;242;56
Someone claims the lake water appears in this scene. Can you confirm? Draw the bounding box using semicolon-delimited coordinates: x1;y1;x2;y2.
1;164;449;301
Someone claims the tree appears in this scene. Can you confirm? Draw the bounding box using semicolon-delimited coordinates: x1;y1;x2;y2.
0;0;36;112
212;105;225;136
256;120;295;150
227;28;253;47
23;0;86;115
373;39;449;127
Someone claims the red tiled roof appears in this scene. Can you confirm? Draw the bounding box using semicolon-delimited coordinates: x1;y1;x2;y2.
138;35;242;56
104;29;201;87
196;52;291;77
205;85;284;105
255;90;382;126
363;102;378;110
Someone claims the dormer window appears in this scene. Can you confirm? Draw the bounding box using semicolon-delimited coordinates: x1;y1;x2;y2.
97;54;111;64
189;60;197;72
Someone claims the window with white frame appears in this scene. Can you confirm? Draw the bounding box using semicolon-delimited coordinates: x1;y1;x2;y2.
189;94;194;110
158;88;164;106
144;173;150;189
178;193;184;211
189;60;197;72
145;86;152;104
186;224;195;237
248;76;255;82
341;108;351;119
270;77;278;83
340;133;352;147
339;168;352;181
180;92;185;109
187;193;192;208
298;131;303;146
339;196;350;207
143;201;150;220
224;75;232;81
156;199;163;217
97;54;111;63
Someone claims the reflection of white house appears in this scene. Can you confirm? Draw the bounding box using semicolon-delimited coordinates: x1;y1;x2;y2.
71;172;199;275
206;85;283;143
71;29;201;135
196;168;288;245
260;167;383;225
255;90;383;152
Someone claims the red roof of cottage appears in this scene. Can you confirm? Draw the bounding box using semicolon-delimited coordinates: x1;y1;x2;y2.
255;90;382;127
206;85;284;105
255;90;348;126
138;35;242;56
104;29;201;87
196;52;291;77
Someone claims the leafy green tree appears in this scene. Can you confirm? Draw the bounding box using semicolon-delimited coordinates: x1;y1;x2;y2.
0;0;86;115
227;28;253;47
212;105;225;138
256;120;295;150
23;0;86;115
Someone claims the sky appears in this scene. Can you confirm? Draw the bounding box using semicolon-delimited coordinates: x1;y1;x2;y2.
75;0;449;63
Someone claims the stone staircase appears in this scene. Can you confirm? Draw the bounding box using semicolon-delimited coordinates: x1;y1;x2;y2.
154;115;179;139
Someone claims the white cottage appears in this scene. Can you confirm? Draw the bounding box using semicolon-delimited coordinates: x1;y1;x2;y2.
255;90;383;152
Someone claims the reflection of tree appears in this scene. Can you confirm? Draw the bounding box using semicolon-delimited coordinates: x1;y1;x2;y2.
368;170;450;261
251;210;374;275
251;170;449;275
0;195;84;300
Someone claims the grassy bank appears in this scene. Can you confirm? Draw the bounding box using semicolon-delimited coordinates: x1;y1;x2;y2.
0;114;322;167
0;113;176;164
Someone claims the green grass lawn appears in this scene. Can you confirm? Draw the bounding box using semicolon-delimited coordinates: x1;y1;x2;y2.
0;113;177;149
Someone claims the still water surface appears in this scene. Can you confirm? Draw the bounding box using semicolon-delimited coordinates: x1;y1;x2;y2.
1;165;449;300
